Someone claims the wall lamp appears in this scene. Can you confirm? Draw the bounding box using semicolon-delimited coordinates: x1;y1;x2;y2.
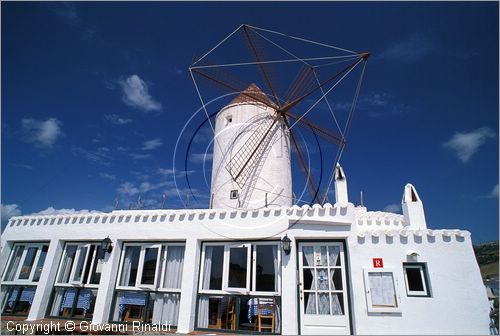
281;234;292;255
99;236;113;259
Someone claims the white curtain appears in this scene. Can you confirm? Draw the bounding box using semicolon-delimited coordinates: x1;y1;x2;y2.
303;247;316;314
50;288;65;316
197;246;213;328
163;246;185;289
120;247;133;286
152;293;180;326
272;245;278;292
328;246;343;315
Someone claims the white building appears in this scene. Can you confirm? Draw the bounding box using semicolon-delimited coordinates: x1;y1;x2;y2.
0;87;491;335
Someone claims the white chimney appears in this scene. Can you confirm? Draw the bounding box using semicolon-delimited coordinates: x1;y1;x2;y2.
402;183;427;229
334;164;348;205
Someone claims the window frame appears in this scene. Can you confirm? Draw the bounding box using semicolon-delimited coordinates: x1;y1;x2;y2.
363;268;401;313
2;243;49;285
54;242;102;288
116;243;162;291
198;241;281;296
403;262;431;297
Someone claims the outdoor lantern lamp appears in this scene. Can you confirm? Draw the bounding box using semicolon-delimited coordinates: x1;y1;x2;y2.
281;234;292;255
101;236;113;254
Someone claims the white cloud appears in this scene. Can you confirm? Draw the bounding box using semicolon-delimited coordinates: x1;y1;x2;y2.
73;146;112;165
1;204;22;223
104;114;132;125
51;2;79;25
379;35;433;63
190;153;213;163
142;138;163;150
117;180;174;197
22;118;63;148
29;207;100;216
158;168;195;178
443;127;495;163
491;184;499;198
118;75;162;112
117;182;140;197
99;172;116;181
383;204;401;214
129;153;152;160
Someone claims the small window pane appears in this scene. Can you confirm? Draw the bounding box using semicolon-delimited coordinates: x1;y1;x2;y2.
328;246;341;266
4;246;25;281
120;246;141;287
82;245;96;284
255;245;277;292
406;267;424;291
228;247;247;288
330;268;343;290
331;293;344;315
89;247;103;285
140;247;158;285
202;246;224;290
304;292;316;314
73;246;88;282
318;292;330;315
302;246;313;267
58;245;77;283
32;246;48;282
316;269;329;290
19;247;38;279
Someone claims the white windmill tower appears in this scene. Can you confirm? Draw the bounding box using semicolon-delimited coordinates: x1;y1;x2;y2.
210;83;292;209
189;24;369;210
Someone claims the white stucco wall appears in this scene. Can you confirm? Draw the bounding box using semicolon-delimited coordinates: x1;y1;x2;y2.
0;204;490;335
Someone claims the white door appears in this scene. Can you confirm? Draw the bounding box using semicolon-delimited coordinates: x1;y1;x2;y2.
298;242;350;335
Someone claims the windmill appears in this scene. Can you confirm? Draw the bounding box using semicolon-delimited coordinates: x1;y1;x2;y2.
188;24;368;209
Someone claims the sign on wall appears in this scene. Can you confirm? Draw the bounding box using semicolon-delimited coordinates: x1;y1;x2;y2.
373;258;384;268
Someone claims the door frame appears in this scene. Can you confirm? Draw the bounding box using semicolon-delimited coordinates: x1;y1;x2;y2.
295;239;353;335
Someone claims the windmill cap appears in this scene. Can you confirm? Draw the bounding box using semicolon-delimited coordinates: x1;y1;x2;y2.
227;83;275;107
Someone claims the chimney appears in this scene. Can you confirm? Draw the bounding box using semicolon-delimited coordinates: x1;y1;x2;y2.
334;164;349;205
402;183;427;229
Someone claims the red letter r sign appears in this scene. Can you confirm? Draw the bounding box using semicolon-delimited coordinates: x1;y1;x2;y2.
373;258;383;268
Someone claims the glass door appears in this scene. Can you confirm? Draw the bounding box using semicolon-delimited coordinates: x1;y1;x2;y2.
298;242;350;335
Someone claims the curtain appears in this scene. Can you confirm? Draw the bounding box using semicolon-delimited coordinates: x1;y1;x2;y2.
197;296;209;328
50;288;65;316
152;293;180;326
303;247;316;314
163;246;185;289
197;246;213;328
5;246;24;281
328;246;343;315
120;247;133;286
272;245;278;292
202;247;213;290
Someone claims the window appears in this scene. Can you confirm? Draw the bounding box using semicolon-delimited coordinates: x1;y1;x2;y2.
225;115;233;126
363;269;401;313
1;243;49;316
48;242;102;320
403;263;430;297
111;243;185;327
197;242;281;333
230;190;238;200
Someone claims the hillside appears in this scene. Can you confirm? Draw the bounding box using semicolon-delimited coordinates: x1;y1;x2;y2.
473;240;499;278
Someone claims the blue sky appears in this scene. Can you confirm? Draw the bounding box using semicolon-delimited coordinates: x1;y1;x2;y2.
1;2;498;243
